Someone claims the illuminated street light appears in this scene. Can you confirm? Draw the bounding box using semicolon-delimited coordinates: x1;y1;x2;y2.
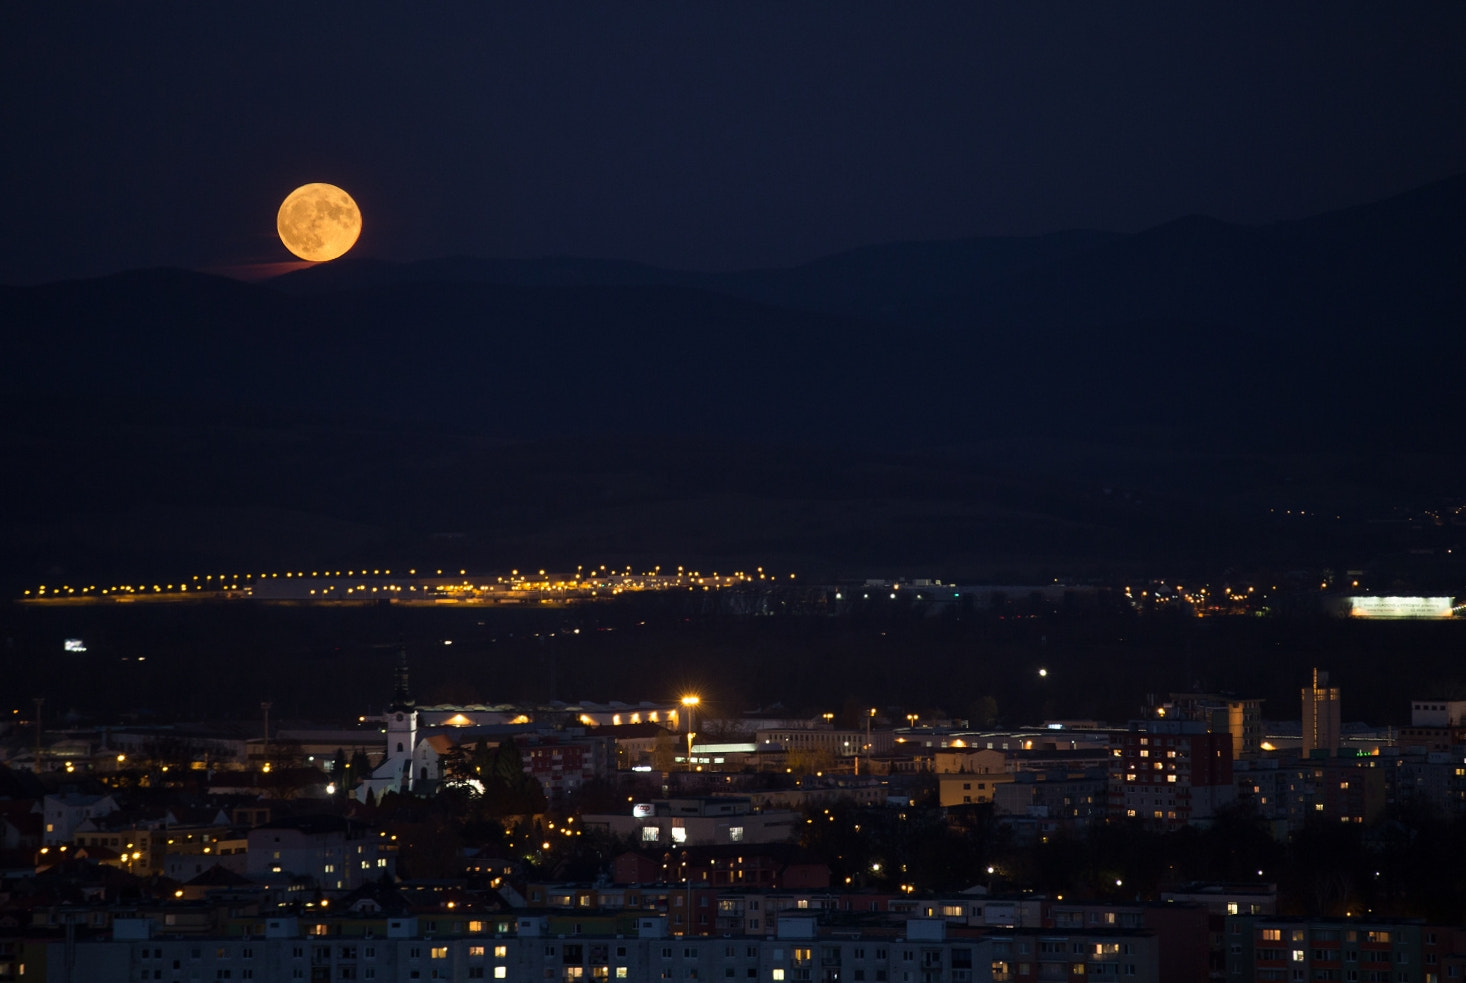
681;695;700;769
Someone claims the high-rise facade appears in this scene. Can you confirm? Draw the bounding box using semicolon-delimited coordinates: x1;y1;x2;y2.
1301;668;1341;758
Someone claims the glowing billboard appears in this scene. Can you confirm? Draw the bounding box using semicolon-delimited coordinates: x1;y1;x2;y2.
1349;596;1455;619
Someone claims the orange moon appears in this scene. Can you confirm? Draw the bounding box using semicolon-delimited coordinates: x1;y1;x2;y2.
276;183;362;262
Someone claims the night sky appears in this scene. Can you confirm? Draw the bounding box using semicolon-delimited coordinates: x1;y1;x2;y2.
3;3;1464;286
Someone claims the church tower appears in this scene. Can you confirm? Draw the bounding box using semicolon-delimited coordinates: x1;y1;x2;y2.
383;647;418;791
356;647;422;802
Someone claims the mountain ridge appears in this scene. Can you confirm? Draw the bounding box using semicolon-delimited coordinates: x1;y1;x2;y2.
4;173;1464;582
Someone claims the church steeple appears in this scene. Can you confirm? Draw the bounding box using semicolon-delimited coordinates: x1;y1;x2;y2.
391;646;415;710
375;645;420;795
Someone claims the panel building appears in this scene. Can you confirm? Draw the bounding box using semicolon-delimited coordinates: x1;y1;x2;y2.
1301;668;1341;759
1107;721;1234;831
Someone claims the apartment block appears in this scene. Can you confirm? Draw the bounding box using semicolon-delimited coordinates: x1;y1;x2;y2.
1224;915;1458;983
1107;721;1234;831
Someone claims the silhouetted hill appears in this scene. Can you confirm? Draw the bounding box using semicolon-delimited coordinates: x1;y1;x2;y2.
269;230;1123;323
920;171;1466;331
3;175;1465;583
269;254;691;295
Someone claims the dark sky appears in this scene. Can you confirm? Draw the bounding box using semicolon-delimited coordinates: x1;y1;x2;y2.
3;3;1463;285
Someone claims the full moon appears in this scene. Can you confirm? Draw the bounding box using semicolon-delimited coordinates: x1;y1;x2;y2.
276;183;362;262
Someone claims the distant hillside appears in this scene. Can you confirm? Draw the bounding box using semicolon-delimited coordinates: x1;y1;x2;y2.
3;175;1464;583
269;229;1124;324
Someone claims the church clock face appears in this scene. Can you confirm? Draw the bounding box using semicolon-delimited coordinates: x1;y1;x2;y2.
396;714;404;722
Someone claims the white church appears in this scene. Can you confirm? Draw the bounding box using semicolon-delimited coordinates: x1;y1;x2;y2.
352;650;685;803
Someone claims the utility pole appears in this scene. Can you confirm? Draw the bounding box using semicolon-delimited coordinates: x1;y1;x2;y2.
683;850;692;936
33;697;44;774
260;701;272;768
861;707;875;777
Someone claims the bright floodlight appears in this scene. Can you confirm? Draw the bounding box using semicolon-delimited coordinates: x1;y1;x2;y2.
681;695;700;706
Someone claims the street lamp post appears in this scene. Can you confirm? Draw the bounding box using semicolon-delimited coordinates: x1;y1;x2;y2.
680;695;700;771
861;708;876;776
260;701;272;771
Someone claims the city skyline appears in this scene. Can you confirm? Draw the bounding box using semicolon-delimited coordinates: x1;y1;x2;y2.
4;7;1466;967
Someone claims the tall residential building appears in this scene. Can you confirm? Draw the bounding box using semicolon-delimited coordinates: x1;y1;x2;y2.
1164;692;1265;760
1301;668;1341;759
1107;720;1235;831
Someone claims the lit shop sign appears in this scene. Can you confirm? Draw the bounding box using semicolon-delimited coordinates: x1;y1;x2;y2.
64;639;87;652
632;803;656;818
1349;596;1455;619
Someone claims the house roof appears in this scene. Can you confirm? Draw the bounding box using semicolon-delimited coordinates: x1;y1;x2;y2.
333;877;414;916
602;723;672;740
185;864;256;887
616;842;826;867
254;814;356;836
74;844;123;862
